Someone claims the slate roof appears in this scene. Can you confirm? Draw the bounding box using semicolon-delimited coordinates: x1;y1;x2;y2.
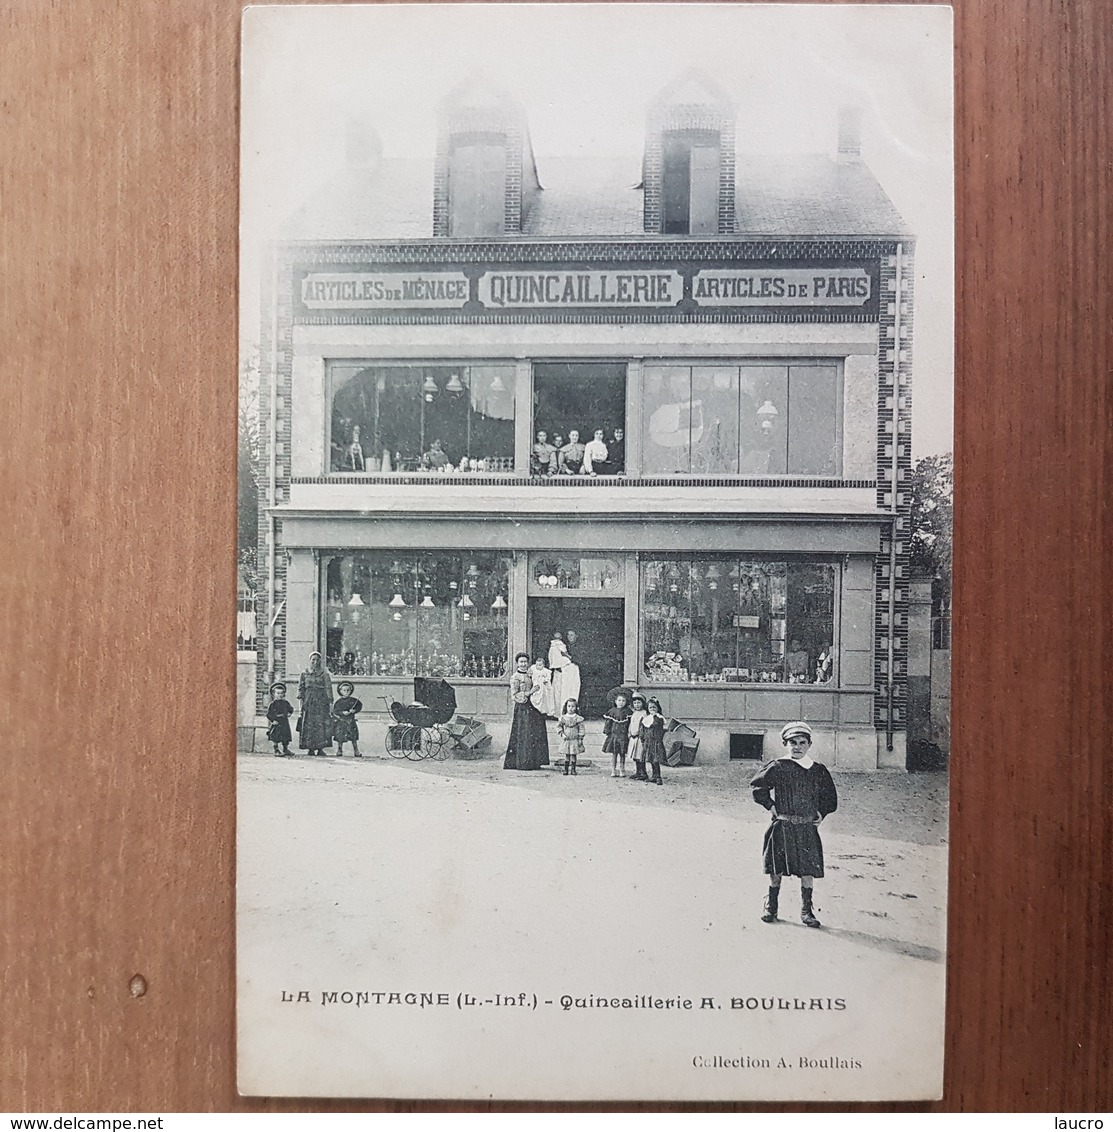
282;150;910;242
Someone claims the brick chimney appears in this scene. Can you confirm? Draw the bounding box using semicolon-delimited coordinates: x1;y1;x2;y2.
836;106;863;163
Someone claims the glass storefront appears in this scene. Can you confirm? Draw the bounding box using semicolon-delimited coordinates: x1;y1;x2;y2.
323;552;511;678
641;556;836;685
330;364;516;474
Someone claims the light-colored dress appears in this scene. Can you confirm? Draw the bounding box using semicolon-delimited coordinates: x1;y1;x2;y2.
548;639;581;713
528;663;558;718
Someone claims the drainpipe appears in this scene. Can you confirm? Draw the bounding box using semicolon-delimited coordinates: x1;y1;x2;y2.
885;243;904;752
266;244;280;688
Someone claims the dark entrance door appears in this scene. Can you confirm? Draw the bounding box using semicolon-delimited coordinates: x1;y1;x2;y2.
529;597;625;719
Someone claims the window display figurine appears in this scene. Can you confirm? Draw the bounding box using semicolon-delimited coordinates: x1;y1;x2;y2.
815;646;833;684
531;429;558;476
582;428;609;475
558;430;586;474
749;722;838;928
787;639;810;683
331;681;363;758
345;425;365;471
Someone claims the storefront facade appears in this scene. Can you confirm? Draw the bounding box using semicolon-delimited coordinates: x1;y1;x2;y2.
255;82;915;768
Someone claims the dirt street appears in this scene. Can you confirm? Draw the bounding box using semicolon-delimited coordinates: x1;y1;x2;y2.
237;742;948;1101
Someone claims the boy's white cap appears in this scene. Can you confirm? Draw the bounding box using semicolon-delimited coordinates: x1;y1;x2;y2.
780;721;813;743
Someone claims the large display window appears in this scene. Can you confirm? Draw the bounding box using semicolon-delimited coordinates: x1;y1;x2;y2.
641;556;836;684
641;363;840;476
329;363;516;474
323;552;511;678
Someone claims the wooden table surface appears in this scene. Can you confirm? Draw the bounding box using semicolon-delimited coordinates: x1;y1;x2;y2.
1;0;1110;1113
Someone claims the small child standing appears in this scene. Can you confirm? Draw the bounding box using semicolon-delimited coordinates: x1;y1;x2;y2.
602;689;633;778
331;681;363;758
626;693;649;780
557;698;586;775
640;697;667;786
266;682;294;757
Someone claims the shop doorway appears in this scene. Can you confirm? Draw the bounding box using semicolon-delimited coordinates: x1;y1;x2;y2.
529;597;625;719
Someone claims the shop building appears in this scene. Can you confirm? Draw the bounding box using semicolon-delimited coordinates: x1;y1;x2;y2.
255;76;915;768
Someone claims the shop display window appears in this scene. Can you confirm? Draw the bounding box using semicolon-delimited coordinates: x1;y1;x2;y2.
330;364;516;474
532;363;626;476
323;552;511;678
641;556;836;684
641;363;839;476
531;555;622;592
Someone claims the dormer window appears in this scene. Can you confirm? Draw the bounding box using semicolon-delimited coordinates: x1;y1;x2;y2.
644;70;735;236
448;132;507;237
433;80;540;238
662;130;721;235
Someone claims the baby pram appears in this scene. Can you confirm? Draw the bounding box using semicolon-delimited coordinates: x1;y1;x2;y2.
382;677;457;760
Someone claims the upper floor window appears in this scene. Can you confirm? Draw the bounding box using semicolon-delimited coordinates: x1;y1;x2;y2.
330;363;516;474
641;362;841;476
662;130;720;235
449;133;506;237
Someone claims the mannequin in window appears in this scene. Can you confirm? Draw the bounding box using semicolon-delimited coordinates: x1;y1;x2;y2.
582;429;609;476
345;425;365;472
558;430;586;475
787;639;810;683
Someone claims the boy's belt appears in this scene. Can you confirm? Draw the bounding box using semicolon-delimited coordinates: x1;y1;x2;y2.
772;813;819;825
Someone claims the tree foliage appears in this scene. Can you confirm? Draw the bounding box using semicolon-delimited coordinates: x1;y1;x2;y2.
238;352;261;592
907;452;953;602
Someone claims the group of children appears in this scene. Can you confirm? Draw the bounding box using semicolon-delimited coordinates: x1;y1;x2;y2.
553;688;667;783
265;680;364;757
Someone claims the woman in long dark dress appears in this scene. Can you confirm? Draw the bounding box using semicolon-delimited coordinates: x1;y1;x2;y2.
504;652;550;771
749;721;838;927
297;651;334;756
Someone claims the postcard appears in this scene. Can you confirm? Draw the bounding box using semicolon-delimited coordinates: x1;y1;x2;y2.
237;3;954;1100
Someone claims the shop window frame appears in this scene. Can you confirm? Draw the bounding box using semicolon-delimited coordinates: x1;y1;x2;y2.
639;358;845;478
637;553;841;688
325;359;519;477
318;550;513;682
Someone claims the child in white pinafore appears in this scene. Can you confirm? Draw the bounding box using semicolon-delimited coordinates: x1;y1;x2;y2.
557;698;586;776
626;693;649;780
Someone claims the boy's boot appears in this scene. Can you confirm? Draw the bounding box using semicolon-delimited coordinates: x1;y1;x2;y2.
801;888;821;928
570;756;577;775
761;886;780;923
651;763;662;785
563;758;570;775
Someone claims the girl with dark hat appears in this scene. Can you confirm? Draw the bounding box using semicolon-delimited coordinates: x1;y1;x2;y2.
331;681;363;757
626;693;649;780
749;722;838;927
266;682;294;756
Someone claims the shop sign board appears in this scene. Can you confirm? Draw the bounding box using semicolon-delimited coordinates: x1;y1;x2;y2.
478;269;683;309
300;271;470;309
693;267;871;306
